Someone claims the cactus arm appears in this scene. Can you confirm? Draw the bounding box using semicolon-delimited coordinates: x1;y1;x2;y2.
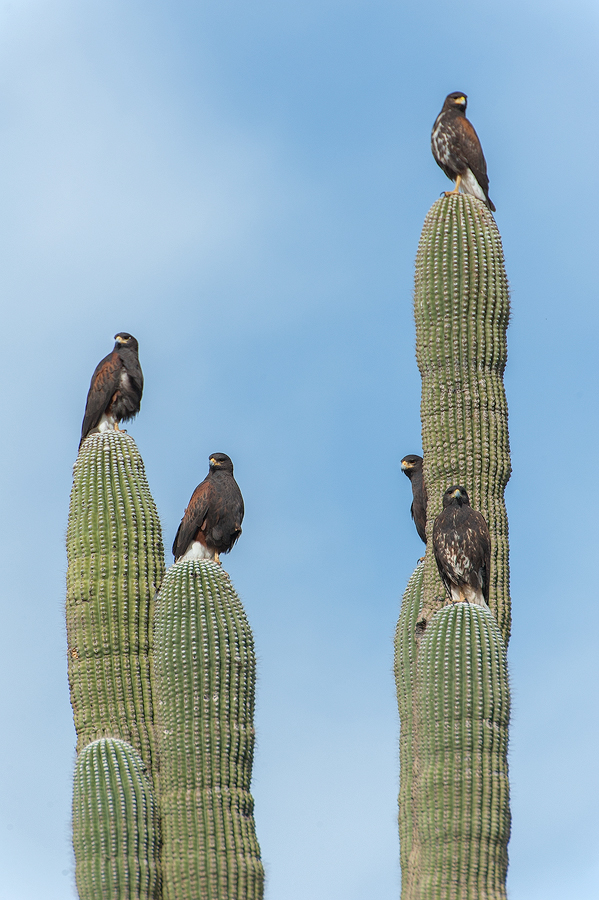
72;738;162;900
394;560;425;882
152;559;264;900
413;604;510;899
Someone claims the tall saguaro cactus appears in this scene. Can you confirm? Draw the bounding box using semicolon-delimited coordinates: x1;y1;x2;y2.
395;194;511;900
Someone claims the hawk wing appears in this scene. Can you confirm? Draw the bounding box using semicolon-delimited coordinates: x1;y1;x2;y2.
468;508;491;602
172;478;213;561
80;351;122;446
410;472;428;545
455;117;491;201
207;478;244;551
120;350;144;405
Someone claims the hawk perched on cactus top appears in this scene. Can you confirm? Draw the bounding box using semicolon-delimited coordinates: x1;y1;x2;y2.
431;92;496;211
80;333;143;448
172;453;244;563
432;485;491;606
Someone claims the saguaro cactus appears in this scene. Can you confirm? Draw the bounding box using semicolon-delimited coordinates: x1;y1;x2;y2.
66;431;263;900
152;559;264;900
395;194;511;900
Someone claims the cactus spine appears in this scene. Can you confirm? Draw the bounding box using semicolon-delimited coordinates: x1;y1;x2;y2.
152;559;264;900
396;194;511;899
72;738;162;900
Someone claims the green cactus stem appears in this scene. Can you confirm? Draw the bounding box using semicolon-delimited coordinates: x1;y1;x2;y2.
73;737;162;900
152;559;264;900
66;431;165;769
396;194;511;899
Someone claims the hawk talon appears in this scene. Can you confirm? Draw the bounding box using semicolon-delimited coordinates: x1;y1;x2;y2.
444;174;462;197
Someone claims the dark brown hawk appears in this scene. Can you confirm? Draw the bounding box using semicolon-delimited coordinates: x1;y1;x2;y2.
432;485;491;606
401;454;428;544
431;92;495;211
172;453;244;563
80;333;143;448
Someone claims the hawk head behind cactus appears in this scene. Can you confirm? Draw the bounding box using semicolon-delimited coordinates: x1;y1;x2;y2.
401;454;428;544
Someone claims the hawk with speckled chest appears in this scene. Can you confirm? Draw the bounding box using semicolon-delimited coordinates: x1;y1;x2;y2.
172;453;244;564
432;485;491;607
80;333;143;448
431;92;495;211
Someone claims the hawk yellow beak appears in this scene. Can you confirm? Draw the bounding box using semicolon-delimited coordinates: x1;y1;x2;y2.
401;461;410;470
456;96;466;105
115;335;125;343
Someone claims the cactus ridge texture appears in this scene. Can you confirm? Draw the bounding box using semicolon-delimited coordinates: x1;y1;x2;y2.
415;194;511;642
72;737;162;900
397;195;511;900
152;559;264;900
66;431;165;768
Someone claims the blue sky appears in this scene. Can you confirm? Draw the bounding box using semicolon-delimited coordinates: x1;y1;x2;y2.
0;1;598;898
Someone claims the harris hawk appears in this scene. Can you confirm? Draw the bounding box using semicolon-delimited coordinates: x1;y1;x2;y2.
172;453;244;563
432;485;491;607
401;454;428;544
80;333;143;448
431;92;496;211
